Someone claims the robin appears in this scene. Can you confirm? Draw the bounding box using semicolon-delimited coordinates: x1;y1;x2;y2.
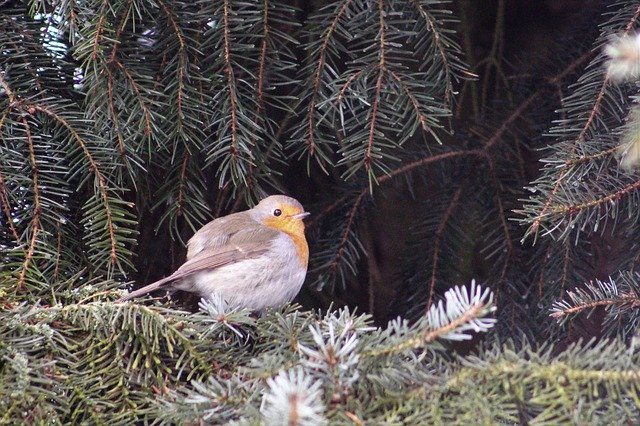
117;195;310;311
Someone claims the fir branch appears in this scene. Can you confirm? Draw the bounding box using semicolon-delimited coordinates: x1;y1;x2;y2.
261;368;327;426
426;185;463;310
309;150;482;229
105;66;126;158
175;153;190;218
31;104;121;269
525;3;640;237
492;189;512;282
365;282;496;357
360;0;387;178
153;152;211;239
309;40;593;293
16;117;41;290
483;92;539;151
309;150;482;289
551;275;640;319
157;0;187;127
111;60;153;137
548;178;640;216
327;192;365;279
409;0;469;104
301;0;354;163
0;170;19;241
90;0;110;62
221;0;241;167
257;0;270;113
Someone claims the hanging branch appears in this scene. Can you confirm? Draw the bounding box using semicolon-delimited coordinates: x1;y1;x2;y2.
16;117;41;290
524;4;640;238
426;186;463;310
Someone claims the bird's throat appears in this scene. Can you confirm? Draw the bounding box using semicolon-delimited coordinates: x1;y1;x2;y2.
264;218;309;266
289;232;309;267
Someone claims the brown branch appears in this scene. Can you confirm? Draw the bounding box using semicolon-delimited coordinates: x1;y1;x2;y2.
365;69;384;171
362;0;387;171
91;0;110;61
176;153;190;217
427;186;463;311
483;91;538;151
113;60;153;136
410;0;454;102
548;178;640;217
0;171;19;241
309;150;484;229
364;302;485;357
345;412;365;426
336;68;366;105
105;67;126;157
31;104;120;266
257;0;269;114
548;51;597;85
531;6;640;234
306;0;354;156
550;295;640;319
109;0;133;63
563;146;619;167
17;117;41;290
327;192;366;275
381;150;485;184
223;0;239;159
307;193;351;229
157;0;187;129
388;69;428;129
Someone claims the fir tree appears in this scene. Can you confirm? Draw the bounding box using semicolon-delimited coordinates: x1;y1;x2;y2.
2;0;640;424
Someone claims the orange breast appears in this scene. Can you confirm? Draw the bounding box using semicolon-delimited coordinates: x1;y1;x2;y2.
288;231;309;267
263;216;309;267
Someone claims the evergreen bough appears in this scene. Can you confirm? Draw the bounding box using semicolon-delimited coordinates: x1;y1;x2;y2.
2;0;640;423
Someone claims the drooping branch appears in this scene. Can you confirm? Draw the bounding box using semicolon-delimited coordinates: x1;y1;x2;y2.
427;186;463;310
529;6;640;235
17;117;41;290
31;103;120;267
305;0;355;157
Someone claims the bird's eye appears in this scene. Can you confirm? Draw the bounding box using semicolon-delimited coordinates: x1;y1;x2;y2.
273;209;282;217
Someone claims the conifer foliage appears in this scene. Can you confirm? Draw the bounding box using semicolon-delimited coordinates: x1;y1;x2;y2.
2;0;640;423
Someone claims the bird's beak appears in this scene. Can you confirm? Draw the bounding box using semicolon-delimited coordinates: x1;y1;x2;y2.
290;211;311;220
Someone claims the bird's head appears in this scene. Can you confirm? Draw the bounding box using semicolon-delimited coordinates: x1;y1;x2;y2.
251;195;310;237
251;195;310;266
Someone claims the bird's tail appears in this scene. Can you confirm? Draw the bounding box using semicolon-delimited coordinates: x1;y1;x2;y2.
116;275;176;302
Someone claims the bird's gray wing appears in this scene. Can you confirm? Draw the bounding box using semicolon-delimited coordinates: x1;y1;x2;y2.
177;236;274;278
186;211;260;259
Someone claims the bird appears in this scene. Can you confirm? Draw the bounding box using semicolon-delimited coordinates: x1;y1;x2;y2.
117;195;310;311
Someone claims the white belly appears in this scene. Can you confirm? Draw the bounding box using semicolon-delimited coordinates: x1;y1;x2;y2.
175;233;307;311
